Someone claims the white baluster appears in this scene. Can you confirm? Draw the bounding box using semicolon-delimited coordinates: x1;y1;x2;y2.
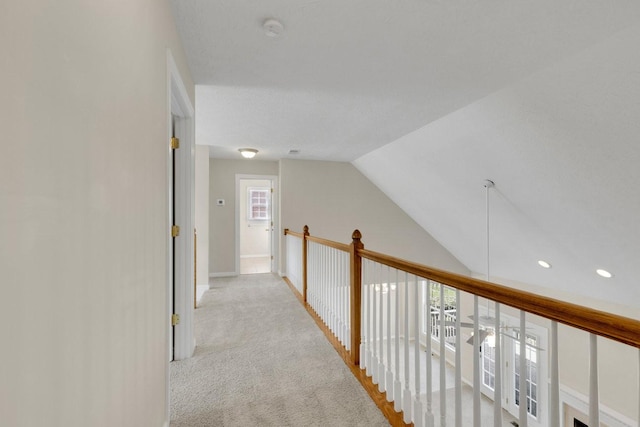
425;281;434;427
329;248;338;336
414;275;423;427
334;249;340;342
473;295;481;427
494;302;501;427
455;289;462;427
394;268;402;412
519;311;527;427
339;251;344;346
345;252;350;350
343;251;347;347
379;263;386;392
589;333;599;427
439;284;446;427
403;272;412;423
321;246;325;322
372;262;379;385
364;260;371;374
386;266;394;401
549;321;559;427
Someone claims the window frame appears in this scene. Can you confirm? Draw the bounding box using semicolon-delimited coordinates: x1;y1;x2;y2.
247;187;270;221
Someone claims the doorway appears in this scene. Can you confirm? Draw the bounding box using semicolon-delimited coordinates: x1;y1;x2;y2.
167;51;195;364
236;175;278;275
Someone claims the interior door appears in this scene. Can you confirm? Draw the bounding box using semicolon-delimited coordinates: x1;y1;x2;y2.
239;179;272;274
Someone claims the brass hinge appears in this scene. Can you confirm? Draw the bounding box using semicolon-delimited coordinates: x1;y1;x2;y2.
171;137;180;149
171;225;180;237
171;313;180;326
271;188;274;193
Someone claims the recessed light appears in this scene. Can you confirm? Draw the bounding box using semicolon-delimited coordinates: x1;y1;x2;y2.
538;260;551;269
596;269;613;278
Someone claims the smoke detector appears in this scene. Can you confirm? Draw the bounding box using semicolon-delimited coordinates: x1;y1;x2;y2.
263;19;284;37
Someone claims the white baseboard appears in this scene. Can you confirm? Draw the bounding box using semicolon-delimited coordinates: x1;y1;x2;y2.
210;272;237;278
240;254;270;259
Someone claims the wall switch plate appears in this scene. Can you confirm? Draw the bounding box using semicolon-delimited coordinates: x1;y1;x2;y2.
216;199;225;206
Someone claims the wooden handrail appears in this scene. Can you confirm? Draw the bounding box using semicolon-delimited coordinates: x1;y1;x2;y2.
284;227;640;349
359;247;640;349
284;229;305;239
307;235;350;252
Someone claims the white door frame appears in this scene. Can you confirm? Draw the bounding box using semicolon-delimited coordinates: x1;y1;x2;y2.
166;49;195;367
235;174;279;275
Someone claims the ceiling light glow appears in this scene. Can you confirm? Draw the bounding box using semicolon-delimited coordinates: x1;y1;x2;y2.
596;269;613;278
538;260;551;269
238;148;258;159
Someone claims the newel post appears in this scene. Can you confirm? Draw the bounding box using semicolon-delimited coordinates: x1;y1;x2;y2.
302;225;309;304
350;229;363;365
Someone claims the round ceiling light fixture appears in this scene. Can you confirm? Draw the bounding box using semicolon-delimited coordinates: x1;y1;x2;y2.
239;148;258;159
596;268;613;278
263;19;284;37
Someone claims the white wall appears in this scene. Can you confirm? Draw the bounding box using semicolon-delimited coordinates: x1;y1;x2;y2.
195;145;210;286
279;159;469;275
209;159;279;275
0;2;194;426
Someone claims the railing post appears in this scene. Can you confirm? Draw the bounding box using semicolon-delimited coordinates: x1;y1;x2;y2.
350;229;363;365
302;225;309;304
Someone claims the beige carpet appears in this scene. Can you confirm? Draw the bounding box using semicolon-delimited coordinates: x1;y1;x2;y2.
170;273;389;426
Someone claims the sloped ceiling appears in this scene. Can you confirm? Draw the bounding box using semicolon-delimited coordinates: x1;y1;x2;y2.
170;1;640;310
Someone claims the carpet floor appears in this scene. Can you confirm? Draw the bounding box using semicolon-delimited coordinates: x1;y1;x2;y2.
170;273;390;426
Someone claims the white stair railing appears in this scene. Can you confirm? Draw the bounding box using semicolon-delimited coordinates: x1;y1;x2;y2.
285;232;303;295
283;227;640;427
307;239;350;349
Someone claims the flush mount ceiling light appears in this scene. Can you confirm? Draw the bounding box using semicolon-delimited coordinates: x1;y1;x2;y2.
596;269;613;278
263;18;284;38
238;148;258;159
538;260;552;269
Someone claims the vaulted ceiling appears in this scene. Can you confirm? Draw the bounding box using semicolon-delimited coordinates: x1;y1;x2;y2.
170;1;640;311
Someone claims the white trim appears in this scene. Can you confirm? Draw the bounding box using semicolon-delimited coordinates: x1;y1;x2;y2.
210;272;237;278
167;49;195;364
559;386;634;427
240;254;271;259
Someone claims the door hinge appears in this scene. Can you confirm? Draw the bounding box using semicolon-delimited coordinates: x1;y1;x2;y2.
171;137;180;149
270;188;274;193
271;255;274;260
171;225;180;237
171;313;180;326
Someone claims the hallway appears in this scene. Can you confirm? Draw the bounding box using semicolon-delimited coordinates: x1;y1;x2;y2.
170;274;389;426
